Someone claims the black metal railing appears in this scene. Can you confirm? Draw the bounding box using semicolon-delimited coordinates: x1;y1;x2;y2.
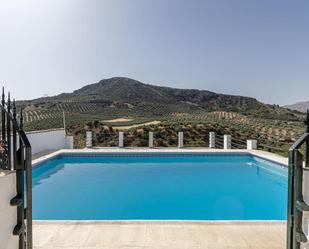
215;134;224;149
0;88;32;249
258;143;286;152
287;110;309;249
231;138;247;149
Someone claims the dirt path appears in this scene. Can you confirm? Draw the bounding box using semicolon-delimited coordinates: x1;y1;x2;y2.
113;121;161;130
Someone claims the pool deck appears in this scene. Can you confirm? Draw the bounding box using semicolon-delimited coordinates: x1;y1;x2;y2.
33;221;286;249
33;148;288;249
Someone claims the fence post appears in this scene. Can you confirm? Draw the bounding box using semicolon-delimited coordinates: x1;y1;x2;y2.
149;132;154;148
209;132;216;148
119;132;124;148
178;132;184;148
247;140;257;150
65;136;74;149
86;131;92;148
224;135;231;150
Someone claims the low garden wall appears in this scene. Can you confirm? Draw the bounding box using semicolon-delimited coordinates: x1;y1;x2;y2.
26;128;73;155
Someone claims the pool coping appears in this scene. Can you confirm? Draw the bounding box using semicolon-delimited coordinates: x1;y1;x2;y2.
33;220;287;225
32;148;288;224
32;148;288;167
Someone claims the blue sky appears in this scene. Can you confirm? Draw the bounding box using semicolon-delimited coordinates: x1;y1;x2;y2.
0;0;308;105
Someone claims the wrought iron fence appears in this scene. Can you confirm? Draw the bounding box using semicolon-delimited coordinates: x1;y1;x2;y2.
0;88;32;249
214;134;224;149
258;143;287;153
287;110;309;249
231;138;247;149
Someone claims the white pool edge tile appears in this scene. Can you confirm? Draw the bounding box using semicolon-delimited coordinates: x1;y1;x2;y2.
32;148;288;167
33;219;287;225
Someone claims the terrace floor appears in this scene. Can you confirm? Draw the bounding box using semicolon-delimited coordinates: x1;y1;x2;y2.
33;221;286;249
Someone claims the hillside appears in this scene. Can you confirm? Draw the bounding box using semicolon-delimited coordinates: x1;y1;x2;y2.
16;77;304;154
20;77;297;122
285;101;309;113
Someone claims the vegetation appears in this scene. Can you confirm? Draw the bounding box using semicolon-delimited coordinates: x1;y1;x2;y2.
15;77;306;156
66;113;305;156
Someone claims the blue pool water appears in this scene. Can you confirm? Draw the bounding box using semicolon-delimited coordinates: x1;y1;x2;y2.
33;154;288;220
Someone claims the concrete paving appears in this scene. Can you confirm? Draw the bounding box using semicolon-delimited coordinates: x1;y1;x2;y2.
33;222;286;249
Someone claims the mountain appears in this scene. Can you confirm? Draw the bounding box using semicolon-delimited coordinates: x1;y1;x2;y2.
16;77;304;154
24;77;294;115
18;77;300;131
285;101;309;113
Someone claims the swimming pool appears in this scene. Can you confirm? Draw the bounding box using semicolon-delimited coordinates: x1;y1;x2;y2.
33;153;287;220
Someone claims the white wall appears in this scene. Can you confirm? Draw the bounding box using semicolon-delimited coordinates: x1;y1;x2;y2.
26;128;67;155
0;172;18;249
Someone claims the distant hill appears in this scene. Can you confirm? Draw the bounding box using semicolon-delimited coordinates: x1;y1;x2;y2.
15;77;304;154
21;77;296;119
285;101;309;113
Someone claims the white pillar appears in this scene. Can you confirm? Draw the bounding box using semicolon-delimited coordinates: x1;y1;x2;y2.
209;132;216;148
149;132;154;148
224;135;231;150
178;132;184;148
119;132;124;148
86;131;92;148
247;140;257;150
65;136;74;149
